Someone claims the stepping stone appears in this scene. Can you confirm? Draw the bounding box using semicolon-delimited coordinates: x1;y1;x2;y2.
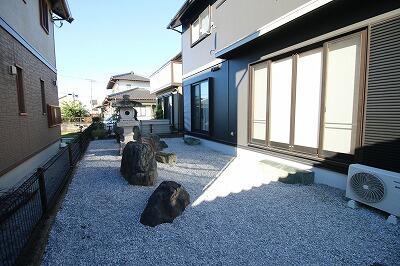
259;159;314;185
184;137;200;145
156;152;177;165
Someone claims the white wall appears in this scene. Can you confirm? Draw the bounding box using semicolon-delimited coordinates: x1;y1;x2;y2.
0;0;56;66
150;61;182;94
150;62;173;93
111;80;150;93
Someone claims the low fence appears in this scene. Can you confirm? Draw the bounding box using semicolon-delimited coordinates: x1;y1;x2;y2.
0;125;93;266
140;119;172;135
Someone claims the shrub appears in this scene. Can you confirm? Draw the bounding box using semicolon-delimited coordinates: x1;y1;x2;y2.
92;117;101;123
91;128;107;139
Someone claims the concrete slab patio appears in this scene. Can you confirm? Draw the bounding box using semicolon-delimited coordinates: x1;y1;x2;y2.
43;138;400;265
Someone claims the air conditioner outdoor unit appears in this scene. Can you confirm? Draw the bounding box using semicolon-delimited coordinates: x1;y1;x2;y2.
346;164;400;224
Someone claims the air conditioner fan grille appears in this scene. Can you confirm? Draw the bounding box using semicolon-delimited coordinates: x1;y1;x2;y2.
350;172;385;203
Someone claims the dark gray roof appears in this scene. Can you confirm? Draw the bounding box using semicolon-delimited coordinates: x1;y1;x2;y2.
111;72;150;82
106;72;150;90
49;0;74;23
167;0;197;29
106;88;156;103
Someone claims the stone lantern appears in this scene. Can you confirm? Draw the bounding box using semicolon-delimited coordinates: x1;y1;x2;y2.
112;94;142;154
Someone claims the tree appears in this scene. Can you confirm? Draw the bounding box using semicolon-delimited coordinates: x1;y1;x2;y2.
153;104;164;119
61;100;89;120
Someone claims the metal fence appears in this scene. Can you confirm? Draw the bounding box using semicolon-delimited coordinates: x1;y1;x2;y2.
0;125;93;266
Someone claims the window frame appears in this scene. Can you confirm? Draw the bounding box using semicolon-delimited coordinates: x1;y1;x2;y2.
47;104;62;127
247;29;367;164
191;78;211;134
39;0;49;34
40;79;46;115
190;6;211;47
15;65;27;115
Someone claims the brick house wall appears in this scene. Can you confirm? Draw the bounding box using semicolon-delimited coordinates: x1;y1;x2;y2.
0;26;60;176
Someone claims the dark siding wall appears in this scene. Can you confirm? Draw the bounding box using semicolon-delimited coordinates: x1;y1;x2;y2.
363;17;400;172
183;60;235;144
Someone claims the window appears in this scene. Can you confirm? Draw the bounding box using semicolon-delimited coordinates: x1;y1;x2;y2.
249;62;268;144
16;66;26;114
322;34;362;155
191;7;210;45
294;48;323;153
40;0;49;34
269;57;293;148
47;105;62;127
248;31;366;161
191;80;209;133
40;79;46;114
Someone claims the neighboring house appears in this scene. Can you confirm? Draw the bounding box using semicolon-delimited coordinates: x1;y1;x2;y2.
106;71;150;94
150;53;183;131
0;0;73;190
103;88;156;120
168;0;400;188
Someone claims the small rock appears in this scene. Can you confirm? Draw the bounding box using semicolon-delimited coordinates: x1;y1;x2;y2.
120;141;157;186
159;140;168;149
156;152;177;165
140;181;190;227
184;137;200;145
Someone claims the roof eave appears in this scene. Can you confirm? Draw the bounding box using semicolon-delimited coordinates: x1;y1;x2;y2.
51;0;74;23
167;0;196;29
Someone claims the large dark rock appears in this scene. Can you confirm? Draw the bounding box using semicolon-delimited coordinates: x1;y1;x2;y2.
156;152;177;165
120;141;157;186
140;181;190;227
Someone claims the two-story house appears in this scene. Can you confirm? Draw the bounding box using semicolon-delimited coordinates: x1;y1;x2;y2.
168;0;400;188
106;71;150;94
0;0;73;190
150;53;183;131
104;72;154;119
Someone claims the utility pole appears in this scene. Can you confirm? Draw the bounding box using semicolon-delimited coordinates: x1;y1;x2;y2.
87;79;95;111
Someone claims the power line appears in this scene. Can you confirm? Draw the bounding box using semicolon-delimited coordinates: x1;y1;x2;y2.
57;74;109;83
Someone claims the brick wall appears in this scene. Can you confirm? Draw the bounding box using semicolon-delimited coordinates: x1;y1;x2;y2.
0;26;60;176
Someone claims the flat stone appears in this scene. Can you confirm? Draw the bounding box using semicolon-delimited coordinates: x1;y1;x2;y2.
184;137;200;146
156;152;177;165
259;159;314;185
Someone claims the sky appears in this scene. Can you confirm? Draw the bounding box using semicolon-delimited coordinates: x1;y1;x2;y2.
55;0;185;109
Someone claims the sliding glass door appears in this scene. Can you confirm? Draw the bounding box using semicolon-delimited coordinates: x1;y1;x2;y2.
249;62;268;144
248;30;366;162
293;48;323;154
269;57;293;149
191;80;210;133
322;33;363;157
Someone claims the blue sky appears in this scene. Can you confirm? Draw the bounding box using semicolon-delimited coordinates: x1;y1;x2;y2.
56;0;185;107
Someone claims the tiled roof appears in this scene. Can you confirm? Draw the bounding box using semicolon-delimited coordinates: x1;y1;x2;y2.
111;72;150;82
106;72;149;90
107;88;156;102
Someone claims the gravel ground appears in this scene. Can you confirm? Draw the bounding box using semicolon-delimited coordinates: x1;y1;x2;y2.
43;138;400;266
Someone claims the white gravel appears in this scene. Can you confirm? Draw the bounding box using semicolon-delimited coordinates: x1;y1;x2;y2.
43;138;400;266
